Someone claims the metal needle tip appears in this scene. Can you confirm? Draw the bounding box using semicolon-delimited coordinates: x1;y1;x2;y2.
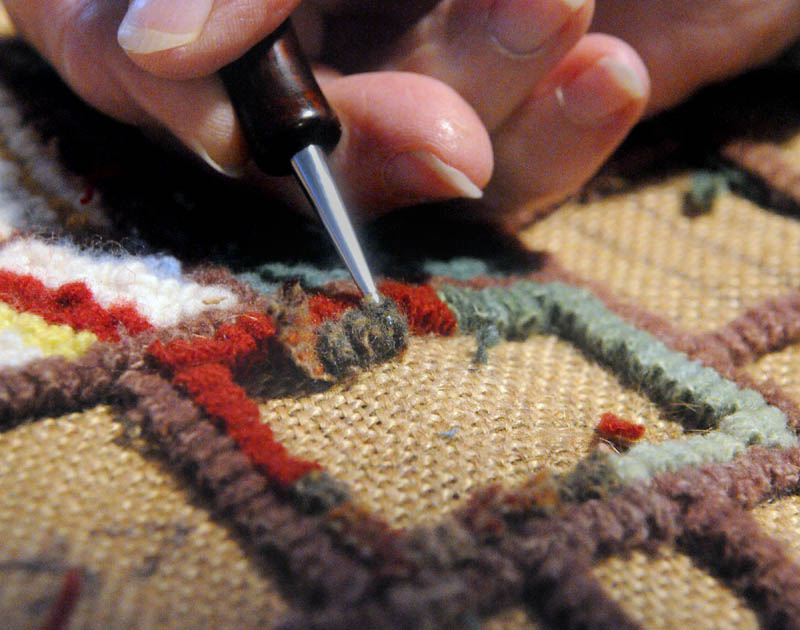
291;145;380;303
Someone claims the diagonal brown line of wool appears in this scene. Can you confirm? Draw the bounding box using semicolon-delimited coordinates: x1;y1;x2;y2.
276;523;528;630
116;369;380;608
519;543;642;630
450;446;800;626
0;337;140;428
678;495;800;627
723;140;800;206
692;291;800;368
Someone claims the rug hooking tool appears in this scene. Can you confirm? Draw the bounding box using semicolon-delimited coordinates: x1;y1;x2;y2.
219;19;380;303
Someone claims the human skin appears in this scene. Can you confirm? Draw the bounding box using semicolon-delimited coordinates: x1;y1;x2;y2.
5;0;800;221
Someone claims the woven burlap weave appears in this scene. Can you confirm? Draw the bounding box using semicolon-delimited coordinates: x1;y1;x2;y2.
2;8;800;628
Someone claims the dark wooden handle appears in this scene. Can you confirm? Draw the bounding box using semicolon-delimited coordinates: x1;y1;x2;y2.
219;19;341;176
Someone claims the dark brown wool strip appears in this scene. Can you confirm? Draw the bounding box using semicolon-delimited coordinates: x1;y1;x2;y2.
655;446;800;516
519;540;641;630
514;448;800;562
0;337;141;427
680;501;800;629
692;292;800;368
723;140;800;206
437;447;800;628
452;485;643;630
116;369;376;607
276;529;527;630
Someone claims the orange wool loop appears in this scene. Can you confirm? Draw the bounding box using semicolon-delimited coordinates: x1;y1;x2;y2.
595;412;646;444
0;271;152;342
378;280;457;336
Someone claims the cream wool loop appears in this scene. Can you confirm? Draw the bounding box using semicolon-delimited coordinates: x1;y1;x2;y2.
0;238;237;327
0;302;97;364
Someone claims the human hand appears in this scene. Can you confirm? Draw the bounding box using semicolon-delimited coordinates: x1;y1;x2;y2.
4;0;652;223
592;0;800;116
5;0;798;224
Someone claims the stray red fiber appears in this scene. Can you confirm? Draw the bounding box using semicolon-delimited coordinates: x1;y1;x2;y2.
595;412;645;448
40;568;82;630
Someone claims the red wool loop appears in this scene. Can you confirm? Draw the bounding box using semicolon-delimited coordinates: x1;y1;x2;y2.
107;304;152;336
0;271;152;341
147;313;275;371
378;280;457;336
308;293;359;325
307;282;457;335
595;412;646;447
149;313;318;486
174;363;319;485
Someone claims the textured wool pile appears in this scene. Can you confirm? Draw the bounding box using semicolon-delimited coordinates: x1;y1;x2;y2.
2;14;800;630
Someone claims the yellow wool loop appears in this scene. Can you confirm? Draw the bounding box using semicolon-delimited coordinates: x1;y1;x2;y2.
0;302;97;360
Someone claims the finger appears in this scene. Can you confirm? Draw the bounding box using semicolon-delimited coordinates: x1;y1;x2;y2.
487;33;649;215
6;0;142;120
592;0;800;114
386;0;593;130
9;0;491;212
7;0;247;173
116;0;302;80
320;71;493;217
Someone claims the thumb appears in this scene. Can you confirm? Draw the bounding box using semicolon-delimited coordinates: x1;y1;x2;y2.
117;0;301;80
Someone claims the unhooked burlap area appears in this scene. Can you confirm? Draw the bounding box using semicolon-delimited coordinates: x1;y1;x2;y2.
2;8;800;629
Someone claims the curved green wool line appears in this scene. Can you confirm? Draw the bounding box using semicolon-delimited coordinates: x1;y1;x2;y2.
237;262;352;294
238;257;501;295
420;257;497;280
438;281;797;485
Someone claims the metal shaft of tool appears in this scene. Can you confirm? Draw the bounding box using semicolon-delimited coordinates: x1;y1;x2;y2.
291;144;380;303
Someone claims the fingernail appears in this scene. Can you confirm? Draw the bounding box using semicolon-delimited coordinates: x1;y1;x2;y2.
118;0;214;54
556;55;647;124
386;151;483;200
192;143;243;178
488;0;587;56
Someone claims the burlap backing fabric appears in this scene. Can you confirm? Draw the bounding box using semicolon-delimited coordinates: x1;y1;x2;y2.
2;11;800;630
